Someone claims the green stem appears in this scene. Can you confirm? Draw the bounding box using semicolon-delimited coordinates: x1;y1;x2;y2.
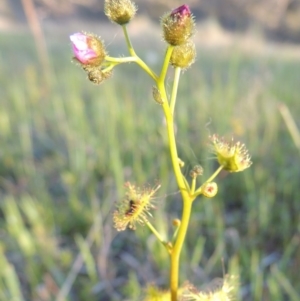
160;96;192;301
122;24;136;56
122;25;158;81
155;46;193;300
171;220;181;244
159;45;174;84
206;165;224;183
190;177;196;195
145;220;170;251
136;57;158;81
170;196;193;301
156;47;185;192
105;56;137;63
170;67;181;115
182;176;191;193
161;101;186;192
102;65;115;73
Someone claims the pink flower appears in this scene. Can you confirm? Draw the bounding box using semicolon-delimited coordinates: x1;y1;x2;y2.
70;32;99;65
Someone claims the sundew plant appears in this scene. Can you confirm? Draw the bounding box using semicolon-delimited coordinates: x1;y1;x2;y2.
70;1;252;300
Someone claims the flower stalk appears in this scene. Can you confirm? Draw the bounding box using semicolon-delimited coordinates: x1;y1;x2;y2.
122;25;158;80
70;3;252;300
170;195;193;301
170;67;181;115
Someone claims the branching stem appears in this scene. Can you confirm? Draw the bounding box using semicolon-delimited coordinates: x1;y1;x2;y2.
170;67;181;115
145;220;170;252
122;25;158;80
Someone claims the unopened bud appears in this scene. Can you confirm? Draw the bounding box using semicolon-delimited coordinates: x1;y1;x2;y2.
88;69;112;85
193;165;203;176
172;219;181;227
104;0;137;25
190;170;197;179
152;86;164;104
190;165;203;178
202;182;218;198
161;4;195;46
178;158;185;168
170;40;196;69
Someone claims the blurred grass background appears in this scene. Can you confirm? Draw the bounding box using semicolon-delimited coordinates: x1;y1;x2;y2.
1;1;300;300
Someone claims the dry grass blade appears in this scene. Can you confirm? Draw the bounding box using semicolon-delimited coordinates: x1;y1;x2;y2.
278;102;300;152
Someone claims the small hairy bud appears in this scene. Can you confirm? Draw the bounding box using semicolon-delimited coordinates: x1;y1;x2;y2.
87;69;112;85
178;158;185;168
161;4;195;46
193;165;203;176
190;165;203;178
190;170;197;179
152;86;164;104
172;219;181;227
70;32;106;67
88;69;112;85
170;40;196;69
104;0;137;25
